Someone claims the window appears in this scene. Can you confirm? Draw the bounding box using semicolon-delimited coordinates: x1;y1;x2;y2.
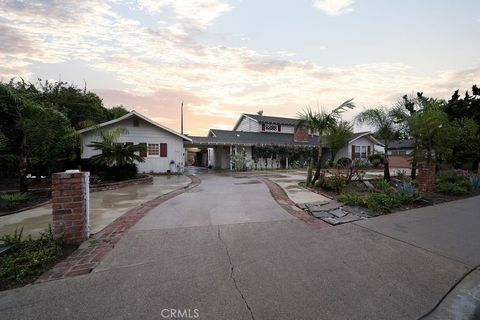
264;124;278;132
355;146;368;159
133;120;140;127
160;143;167;157
391;150;407;155
147;143;159;157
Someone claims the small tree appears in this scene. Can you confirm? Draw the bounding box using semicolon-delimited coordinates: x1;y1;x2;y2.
327;121;353;162
88;127;145;167
355;107;398;181
409;100;452;165
297;99;355;185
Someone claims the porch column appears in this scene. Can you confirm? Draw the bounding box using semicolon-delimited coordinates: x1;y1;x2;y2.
286;156;289;169
229;145;233;170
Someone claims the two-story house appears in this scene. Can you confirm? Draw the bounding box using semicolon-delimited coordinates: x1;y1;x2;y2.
186;112;382;170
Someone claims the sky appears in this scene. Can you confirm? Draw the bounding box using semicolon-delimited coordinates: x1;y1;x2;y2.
1;0;479;135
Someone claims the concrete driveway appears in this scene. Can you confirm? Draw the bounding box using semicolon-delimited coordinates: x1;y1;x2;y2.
1;173;478;320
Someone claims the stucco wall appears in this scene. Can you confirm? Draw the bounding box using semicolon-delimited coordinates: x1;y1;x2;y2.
80;117;185;173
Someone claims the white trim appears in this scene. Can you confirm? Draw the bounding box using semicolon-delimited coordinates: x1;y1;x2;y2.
232;114;258;131
77;111;192;142
349;132;383;146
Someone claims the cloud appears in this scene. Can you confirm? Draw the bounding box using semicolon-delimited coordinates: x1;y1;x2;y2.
137;0;232;28
312;0;354;16
0;0;478;135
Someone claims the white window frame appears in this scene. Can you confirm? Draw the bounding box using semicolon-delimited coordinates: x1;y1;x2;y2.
355;146;368;159
147;143;160;157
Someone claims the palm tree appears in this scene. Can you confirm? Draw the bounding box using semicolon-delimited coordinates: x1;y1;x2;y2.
327;120;353;162
297;99;355;185
355;107;397;181
88;127;146;167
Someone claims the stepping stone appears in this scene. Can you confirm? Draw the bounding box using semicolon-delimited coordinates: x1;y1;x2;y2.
342;206;372;218
321;214;362;225
330;208;347;218
318;201;343;210
311;210;333;219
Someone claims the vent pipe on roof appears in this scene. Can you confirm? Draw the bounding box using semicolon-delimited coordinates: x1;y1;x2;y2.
257;110;263;116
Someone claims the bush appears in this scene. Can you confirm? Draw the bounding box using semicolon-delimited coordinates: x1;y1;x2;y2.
368;152;384;164
371;158;381;168
337;192;365;207
0;193;30;209
336;157;352;167
0;226;63;286
315;173;346;192
101;163;138;181
436;173;472;195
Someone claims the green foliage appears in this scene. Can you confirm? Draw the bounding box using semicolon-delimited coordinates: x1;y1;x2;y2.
368;152;384;164
371;159;381;168
0;226;63;286
315;173;346;193
0;193;30;208
436;173;472;195
88;127;145;167
354;107;398;181
327;120;353;161
446;118;479;168
337;192;365;207
297;99;355;184
409;100;452;164
364;190;403;213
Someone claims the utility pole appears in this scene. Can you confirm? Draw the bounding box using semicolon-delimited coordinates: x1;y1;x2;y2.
181;101;184;135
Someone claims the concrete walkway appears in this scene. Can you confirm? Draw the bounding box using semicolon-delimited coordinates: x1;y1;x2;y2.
1;174;479;319
261;171;331;204
0;175;191;238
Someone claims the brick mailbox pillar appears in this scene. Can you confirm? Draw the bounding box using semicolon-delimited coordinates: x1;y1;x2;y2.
417;164;436;193
52;171;90;245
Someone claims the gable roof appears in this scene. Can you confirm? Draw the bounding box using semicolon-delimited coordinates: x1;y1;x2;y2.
349;131;384;146
187;129;317;147
233;113;299;130
77;111;192;141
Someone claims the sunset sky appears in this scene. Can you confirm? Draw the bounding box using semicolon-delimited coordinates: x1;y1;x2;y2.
1;0;479;135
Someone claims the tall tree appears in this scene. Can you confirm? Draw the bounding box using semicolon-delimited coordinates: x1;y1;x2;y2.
327;120;353;162
409;100;452;165
355;107;397;181
297;99;355;185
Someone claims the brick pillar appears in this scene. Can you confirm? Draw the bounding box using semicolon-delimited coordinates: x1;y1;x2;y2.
52;171;89;245
417;164;435;193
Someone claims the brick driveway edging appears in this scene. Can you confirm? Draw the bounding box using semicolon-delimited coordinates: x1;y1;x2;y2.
257;177;329;229
36;175;201;283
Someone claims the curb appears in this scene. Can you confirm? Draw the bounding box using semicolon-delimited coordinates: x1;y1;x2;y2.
257;177;329;229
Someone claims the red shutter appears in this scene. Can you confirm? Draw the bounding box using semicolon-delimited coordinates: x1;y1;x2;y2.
139;143;147;157
160;143;167;157
261;123;265;131
367;145;371;156
351;145;355;160
278;125;281;132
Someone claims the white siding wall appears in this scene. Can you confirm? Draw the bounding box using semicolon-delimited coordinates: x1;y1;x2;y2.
334;137;375;162
81;117;185;173
236;117;261;132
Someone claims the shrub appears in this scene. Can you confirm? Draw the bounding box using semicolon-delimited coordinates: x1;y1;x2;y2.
364;190;403;213
371;158;381;168
336;157;352;167
0;226;63;286
0;193;30;208
368;152;384;164
315;173;346;192
337;192;365;207
101;163;138;181
436;173;472;195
